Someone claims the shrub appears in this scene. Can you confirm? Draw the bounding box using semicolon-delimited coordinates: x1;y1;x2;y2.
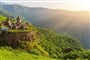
29;49;41;56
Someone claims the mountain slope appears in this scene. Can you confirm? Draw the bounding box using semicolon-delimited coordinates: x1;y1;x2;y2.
0;8;13;17
1;4;89;49
0;15;90;59
37;27;84;58
0;47;54;60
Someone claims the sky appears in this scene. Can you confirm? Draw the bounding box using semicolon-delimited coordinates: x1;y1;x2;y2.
0;0;90;11
1;0;89;1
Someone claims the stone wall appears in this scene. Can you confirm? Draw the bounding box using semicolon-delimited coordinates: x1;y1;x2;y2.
0;30;37;45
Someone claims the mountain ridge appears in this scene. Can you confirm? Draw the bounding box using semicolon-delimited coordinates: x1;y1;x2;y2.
0;3;90;49
0;15;90;59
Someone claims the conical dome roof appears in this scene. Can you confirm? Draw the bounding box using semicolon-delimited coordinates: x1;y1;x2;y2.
16;16;21;20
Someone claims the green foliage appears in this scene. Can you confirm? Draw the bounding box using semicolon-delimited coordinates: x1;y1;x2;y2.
1;4;90;49
37;27;83;50
0;15;89;59
8;30;30;32
0;47;55;60
0;15;7;22
37;27;85;59
63;50;90;59
35;45;49;56
29;49;41;56
0;46;13;51
17;40;36;51
38;38;63;58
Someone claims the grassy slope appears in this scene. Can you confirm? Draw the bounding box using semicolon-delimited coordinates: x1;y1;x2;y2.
38;27;83;50
0;15;54;60
0;47;55;60
37;27;84;58
0;15;7;22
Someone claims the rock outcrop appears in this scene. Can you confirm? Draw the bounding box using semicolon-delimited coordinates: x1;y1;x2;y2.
0;30;38;46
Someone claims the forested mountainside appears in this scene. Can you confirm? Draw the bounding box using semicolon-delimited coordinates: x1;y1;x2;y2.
0;15;90;60
0;4;90;49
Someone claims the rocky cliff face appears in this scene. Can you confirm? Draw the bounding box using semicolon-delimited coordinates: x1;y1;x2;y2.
0;30;38;46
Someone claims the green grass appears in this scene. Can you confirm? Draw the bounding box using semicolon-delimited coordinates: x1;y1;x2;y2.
7;30;31;32
0;47;55;60
35;45;49;56
0;15;7;23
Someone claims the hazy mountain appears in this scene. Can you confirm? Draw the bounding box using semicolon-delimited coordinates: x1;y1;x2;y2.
1;15;89;59
0;4;90;49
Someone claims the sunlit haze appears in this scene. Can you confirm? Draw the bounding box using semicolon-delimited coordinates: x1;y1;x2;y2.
0;0;90;11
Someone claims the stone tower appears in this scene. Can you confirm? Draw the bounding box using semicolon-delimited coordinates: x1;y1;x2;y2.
16;16;22;24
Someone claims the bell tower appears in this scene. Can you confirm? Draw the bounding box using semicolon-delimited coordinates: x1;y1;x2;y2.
16;16;22;24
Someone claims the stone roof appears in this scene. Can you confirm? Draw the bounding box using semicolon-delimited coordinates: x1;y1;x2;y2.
16;16;21;20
